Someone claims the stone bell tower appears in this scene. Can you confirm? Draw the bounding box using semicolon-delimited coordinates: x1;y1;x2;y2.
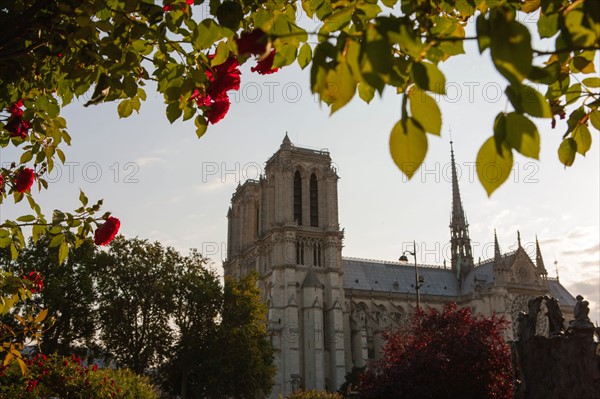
223;134;346;397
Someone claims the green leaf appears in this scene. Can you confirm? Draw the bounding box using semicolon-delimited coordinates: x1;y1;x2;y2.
298;43;312;70
505;84;551;118
505;113;540;159
358;82;375;103
166;102;182;124
411;62;445;94
211;41;230;67
195;115;208;138
320;60;356;114
565;83;581;105
493;112;507;154
582;77;600;88
48;233;65;248
16;215;35;222
589;110;600;131
476;137;514;196
538;13;559;38
58;241;69;264
272;44;297;68
20;151;33;164
117;99;134;118
319;6;354;36
558;138;577;166
490;15;532;84
409;88;441;135
32;225;46;243
79;190;89;206
572;124;592;155
476;14;490;53
389;117;428;179
194;19;221;50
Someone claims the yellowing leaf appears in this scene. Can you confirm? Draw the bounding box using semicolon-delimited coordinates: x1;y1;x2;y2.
505;113;540;159
477;137;514;196
34;308;49;324
589;110;600;131
58;241;69;264
409;88;442;135
558;138;577;166
389;118;428;179
411;62;445;94
572;124;592;155
298;43;312;70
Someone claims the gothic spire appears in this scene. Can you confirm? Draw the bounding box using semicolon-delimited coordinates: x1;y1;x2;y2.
280;132;292;150
535;235;548;276
449;141;474;282
493;229;506;271
517;230;522;248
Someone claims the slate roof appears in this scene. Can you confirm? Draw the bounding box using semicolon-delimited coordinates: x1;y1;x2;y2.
461;260;495;295
547;279;577;307
342;258;458;297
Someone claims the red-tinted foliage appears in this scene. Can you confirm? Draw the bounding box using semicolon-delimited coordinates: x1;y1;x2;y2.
359;303;513;399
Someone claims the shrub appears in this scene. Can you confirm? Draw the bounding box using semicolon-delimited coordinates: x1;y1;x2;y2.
359;303;513;399
0;353;158;399
285;389;343;399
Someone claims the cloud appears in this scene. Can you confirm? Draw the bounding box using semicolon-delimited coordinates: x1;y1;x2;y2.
562;243;600;256
135;156;163;166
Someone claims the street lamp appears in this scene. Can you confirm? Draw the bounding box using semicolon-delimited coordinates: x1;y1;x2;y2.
399;240;424;310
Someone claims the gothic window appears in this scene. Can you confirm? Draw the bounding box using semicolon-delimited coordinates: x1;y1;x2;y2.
313;241;323;267
310;173;318;227
296;241;305;265
510;294;549;337
255;206;260;236
294;171;302;225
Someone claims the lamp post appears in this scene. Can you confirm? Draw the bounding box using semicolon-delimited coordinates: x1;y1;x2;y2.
399;240;424;310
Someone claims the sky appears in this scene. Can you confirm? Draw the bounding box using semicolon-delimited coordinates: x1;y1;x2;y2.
1;9;599;323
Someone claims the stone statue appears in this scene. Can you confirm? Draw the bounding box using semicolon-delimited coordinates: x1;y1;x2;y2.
527;296;543;333
543;295;564;336
516;311;531;341
571;295;594;330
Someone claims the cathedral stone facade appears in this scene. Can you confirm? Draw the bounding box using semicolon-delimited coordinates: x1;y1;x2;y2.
223;135;577;397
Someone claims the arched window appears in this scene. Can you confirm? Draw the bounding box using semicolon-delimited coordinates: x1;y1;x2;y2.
294;171;302;225
310;173;318;227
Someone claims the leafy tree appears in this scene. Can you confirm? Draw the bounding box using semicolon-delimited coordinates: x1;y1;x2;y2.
209;273;275;399
1;238;98;356
95;236;178;374
161;249;222;398
359;303;513;399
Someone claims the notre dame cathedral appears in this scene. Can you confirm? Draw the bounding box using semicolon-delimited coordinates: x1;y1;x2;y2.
223;135;577;397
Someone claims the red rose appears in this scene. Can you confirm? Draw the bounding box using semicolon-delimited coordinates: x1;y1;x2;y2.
236;30;268;56
9;103;23;117
23;271;44;293
251;49;279;75
0;174;4;192
14;168;35;192
163;4;172;11
5;116;30;139
190;89;211;106
186;0;194;4
206;95;231;124
94;217;120;246
207;56;241;98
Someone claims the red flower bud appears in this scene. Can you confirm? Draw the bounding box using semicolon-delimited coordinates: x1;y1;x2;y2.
14;168;35;192
94;217;121;246
163;4;172;11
